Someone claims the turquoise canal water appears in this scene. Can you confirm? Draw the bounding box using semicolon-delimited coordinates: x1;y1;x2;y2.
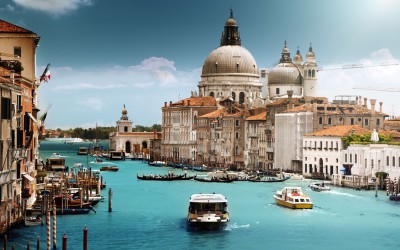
5;141;400;249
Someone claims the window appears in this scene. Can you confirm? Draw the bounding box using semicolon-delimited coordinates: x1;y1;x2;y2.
1;97;11;120
319;117;323;125
312;70;315;78
351;118;354;125
231;92;236;101
239;92;245;104
235;120;240;127
14;47;21;57
235;132;239;139
276;88;280;95
355;154;357;163
345;154;347;162
365;119;369;126
210;92;214;98
387;156;389;166
377;119;380;125
328;118;332;125
393;157;396;167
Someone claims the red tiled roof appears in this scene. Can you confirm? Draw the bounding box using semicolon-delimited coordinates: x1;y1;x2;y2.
304;125;371;137
171;96;216;107
0;19;34;33
246;111;266;121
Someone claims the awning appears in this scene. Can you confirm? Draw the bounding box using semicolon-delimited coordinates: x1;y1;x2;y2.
27;112;39;126
22;174;35;182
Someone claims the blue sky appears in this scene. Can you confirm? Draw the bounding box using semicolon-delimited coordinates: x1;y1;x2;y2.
1;0;400;129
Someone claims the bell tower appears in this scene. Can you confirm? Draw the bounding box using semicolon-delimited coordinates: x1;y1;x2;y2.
116;104;133;133
303;44;317;97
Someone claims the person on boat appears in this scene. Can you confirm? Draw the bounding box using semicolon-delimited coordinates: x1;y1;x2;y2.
321;182;325;187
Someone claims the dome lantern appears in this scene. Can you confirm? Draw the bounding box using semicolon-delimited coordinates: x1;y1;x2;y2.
220;9;241;46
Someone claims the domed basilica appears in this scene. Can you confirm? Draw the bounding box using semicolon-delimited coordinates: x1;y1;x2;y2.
197;10;264;108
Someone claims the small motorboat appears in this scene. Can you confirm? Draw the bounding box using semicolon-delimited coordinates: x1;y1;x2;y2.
274;187;313;209
25;215;42;226
309;182;330;192
389;194;400;201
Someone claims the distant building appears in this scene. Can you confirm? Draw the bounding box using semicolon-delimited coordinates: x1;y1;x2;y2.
109;105;161;158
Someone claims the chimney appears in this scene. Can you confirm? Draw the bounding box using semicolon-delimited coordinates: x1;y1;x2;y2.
287;90;294;110
164;102;167;107
370;99;376;114
364;97;368;108
359;96;362;106
379;102;383;113
169;101;172;107
188;99;190;106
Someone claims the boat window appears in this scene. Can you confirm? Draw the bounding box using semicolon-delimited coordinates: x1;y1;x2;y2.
294;199;299;202
300;199;305;202
305;199;310;202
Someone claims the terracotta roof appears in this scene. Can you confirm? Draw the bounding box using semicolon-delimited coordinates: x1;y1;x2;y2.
284;103;388;116
246;111;266;121
304;125;371;137
266;98;302;107
171;96;216;107
0;19;34;33
199;108;224;118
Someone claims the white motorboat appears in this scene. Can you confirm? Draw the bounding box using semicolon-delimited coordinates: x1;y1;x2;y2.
309;182;330;192
187;193;229;229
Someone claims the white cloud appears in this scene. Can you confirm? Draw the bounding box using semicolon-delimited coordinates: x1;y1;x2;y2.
38;56;199;129
12;0;93;15
318;48;400;116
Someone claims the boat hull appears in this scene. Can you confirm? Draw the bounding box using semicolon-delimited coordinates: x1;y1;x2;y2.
274;197;313;209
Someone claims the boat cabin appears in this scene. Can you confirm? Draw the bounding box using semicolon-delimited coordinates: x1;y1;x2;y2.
46;157;66;171
77;147;89;155
109;151;124;160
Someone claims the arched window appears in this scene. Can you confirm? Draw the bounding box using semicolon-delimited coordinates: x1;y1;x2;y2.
387;156;389;166
308;70;311;77
142;141;148;149
312;69;315;77
232;92;236;101
393;156;396;167
377;119;380;125
125;141;131;153
210;92;214;98
239;92;245;104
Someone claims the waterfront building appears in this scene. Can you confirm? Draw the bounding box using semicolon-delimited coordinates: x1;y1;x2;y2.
273;95;388;172
342;138;400;181
109;105;161;158
0;19;41;234
302;125;371;179
161;97;217;165
245;110;267;171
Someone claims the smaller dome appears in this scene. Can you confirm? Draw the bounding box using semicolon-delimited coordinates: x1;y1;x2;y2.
225;18;237;26
306;45;315;58
268;63;302;86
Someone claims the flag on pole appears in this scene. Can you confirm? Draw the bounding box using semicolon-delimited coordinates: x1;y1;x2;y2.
40;63;51;83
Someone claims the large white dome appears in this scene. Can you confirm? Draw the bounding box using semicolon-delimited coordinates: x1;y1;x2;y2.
268;63;302;86
201;45;259;76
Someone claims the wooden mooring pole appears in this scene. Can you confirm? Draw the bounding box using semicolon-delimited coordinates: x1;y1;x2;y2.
62;233;67;250
83;226;88;250
108;188;113;212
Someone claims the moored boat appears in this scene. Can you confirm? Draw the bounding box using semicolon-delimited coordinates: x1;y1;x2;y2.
274;187;313;209
148;161;166;167
194;176;234;183
187;193;229;230
247;176;289;182
24;215;42;226
309;182;330;192
389;194;400;201
100;166;119;172
137;173;195;181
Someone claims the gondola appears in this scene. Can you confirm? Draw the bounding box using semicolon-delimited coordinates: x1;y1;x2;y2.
247;176;289;182
136;174;195;181
193;176;235;183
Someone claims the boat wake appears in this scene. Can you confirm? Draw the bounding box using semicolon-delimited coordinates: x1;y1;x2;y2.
224;222;250;231
326;190;361;198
